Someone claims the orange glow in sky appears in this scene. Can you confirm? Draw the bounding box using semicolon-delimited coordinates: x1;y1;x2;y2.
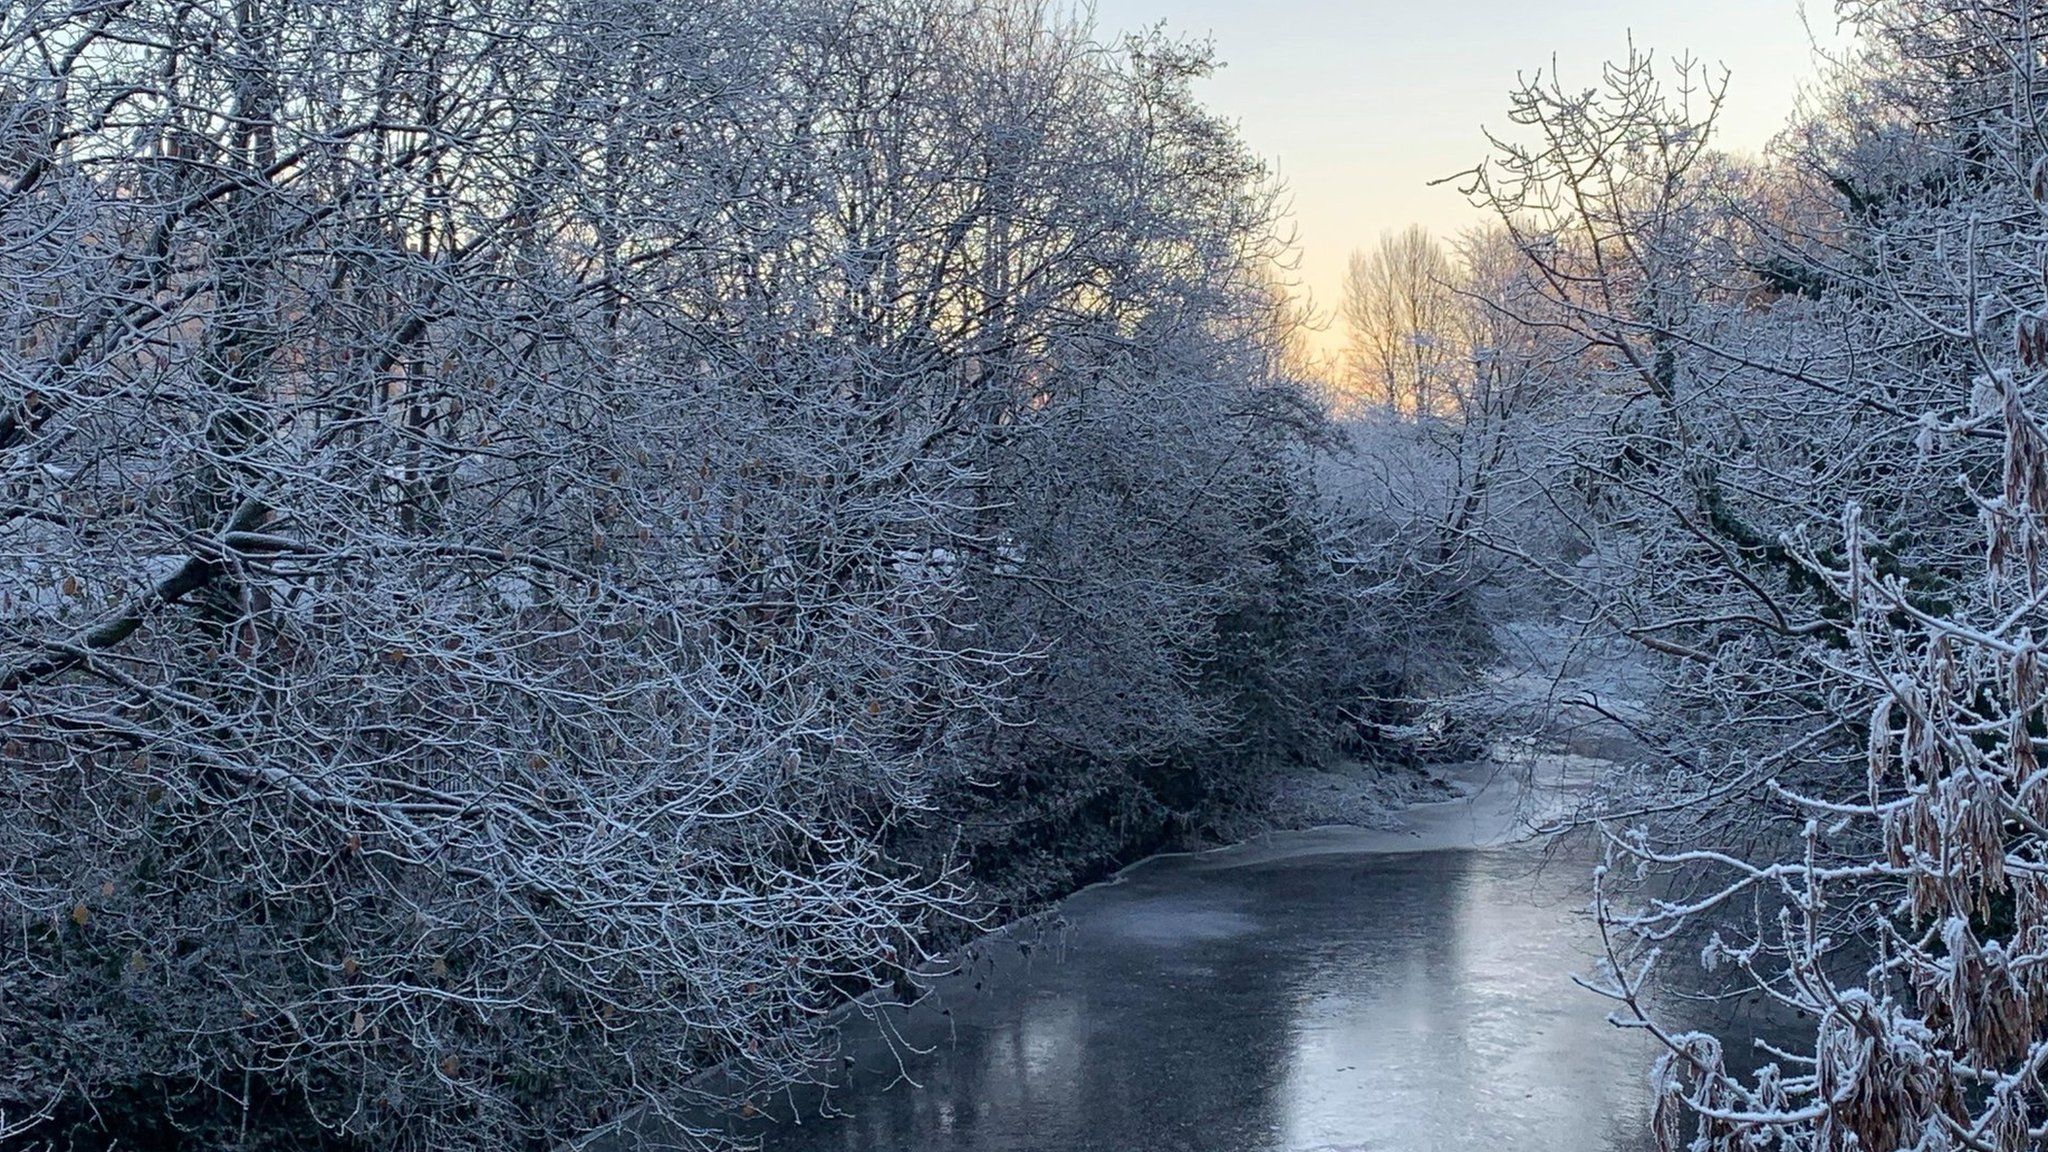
1078;0;1843;358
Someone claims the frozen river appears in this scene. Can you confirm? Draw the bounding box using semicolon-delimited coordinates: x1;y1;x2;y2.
661;762;1761;1152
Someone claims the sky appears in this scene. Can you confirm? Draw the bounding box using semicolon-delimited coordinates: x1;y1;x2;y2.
1076;0;1845;354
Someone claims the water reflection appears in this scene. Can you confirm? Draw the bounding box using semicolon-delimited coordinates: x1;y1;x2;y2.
1269;851;1661;1151
709;839;1736;1152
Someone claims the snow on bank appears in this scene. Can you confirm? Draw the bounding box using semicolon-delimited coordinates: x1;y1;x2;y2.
1257;757;1458;831
1156;746;1611;875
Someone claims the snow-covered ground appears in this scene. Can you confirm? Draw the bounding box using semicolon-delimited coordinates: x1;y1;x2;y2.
1214;744;1609;870
1258;757;1460;831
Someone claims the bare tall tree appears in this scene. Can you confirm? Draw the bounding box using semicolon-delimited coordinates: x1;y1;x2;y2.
1338;225;1462;416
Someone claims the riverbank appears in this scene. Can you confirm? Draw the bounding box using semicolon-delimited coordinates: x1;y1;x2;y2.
1117;743;1610;889
1256;756;1461;831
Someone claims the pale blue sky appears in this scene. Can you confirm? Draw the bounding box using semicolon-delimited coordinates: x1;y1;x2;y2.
1078;0;1841;351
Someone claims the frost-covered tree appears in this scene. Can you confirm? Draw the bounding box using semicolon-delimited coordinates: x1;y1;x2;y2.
0;1;1329;1148
1466;4;2048;1148
1463;42;1879;795
1311;222;1578;757
908;37;1347;905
